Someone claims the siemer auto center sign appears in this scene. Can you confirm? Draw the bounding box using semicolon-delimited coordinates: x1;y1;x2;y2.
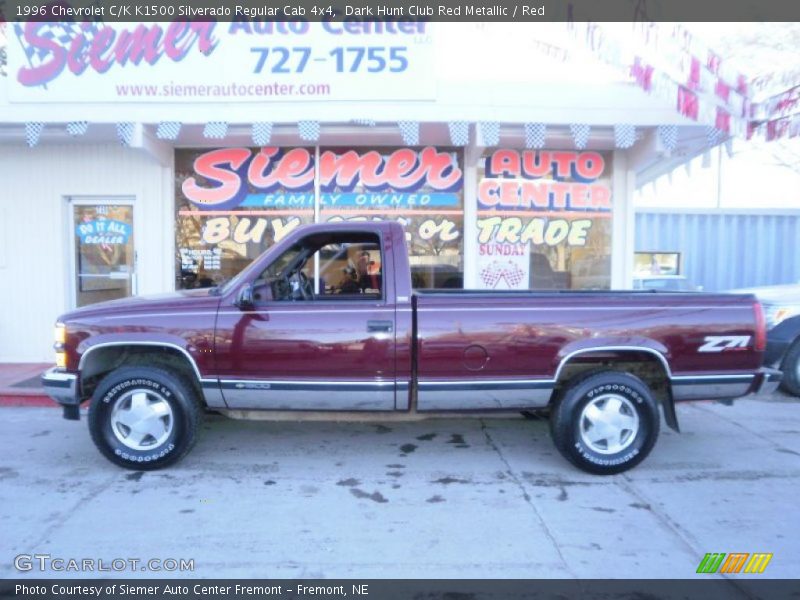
7;20;434;102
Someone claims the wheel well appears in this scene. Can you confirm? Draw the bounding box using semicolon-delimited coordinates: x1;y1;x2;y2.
554;350;671;408
79;345;201;402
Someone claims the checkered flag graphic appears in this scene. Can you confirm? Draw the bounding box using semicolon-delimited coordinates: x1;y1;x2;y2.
298;121;320;141
116;122;135;146
156;122;182;140
705;126;723;147
503;262;526;287
15;21;101;78
203;121;228;139
524;123;547;149
448;121;470;146
398;121;419;146
570;124;591;149
66;121;89;136
25;122;44;147
614;124;636;149
480;122;501;146
480;262;504;288
658;125;678;152
252;122;273;146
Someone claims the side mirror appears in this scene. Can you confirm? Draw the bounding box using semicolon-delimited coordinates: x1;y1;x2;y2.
235;283;255;310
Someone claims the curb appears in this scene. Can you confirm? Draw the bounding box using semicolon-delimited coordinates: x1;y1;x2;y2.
0;395;57;407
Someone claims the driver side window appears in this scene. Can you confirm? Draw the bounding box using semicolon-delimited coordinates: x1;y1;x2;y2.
252;233;383;303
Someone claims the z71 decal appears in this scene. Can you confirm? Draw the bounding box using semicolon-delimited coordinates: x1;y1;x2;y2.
698;335;751;353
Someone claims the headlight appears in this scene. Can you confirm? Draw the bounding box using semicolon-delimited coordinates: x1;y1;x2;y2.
765;305;800;330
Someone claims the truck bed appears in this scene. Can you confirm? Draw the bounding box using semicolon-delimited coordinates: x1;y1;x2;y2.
412;290;761;411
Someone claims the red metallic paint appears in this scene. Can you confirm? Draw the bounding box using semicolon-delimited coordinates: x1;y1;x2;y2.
54;221;764;410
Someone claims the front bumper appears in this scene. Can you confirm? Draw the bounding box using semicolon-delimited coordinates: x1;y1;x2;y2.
751;367;783;396
41;367;81;420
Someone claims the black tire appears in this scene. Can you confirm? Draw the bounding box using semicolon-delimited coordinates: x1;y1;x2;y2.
779;340;800;397
88;367;203;470
550;370;660;475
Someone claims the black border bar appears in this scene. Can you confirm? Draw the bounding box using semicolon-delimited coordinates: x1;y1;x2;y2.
3;0;800;22
3;579;800;600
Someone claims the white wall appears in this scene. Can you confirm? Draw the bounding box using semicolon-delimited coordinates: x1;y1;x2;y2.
0;143;173;362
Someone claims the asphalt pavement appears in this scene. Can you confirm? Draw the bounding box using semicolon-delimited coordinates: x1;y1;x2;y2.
1;392;798;579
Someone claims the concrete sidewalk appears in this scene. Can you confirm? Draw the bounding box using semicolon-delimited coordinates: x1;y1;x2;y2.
1;393;798;579
0;363;53;407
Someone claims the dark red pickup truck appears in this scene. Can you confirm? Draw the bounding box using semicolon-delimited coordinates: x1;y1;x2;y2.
43;221;781;474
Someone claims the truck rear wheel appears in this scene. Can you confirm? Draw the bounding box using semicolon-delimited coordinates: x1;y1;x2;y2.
779;340;800;397
550;371;659;475
88;367;203;470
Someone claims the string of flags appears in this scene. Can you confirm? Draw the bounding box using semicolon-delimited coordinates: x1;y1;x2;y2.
569;22;800;142
17;120;673;150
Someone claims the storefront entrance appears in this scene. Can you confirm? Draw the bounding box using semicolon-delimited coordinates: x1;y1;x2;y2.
69;197;136;308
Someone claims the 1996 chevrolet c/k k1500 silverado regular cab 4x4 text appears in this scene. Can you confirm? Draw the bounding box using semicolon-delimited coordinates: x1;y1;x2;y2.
42;222;781;474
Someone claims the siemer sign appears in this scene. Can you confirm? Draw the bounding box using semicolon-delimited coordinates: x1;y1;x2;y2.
8;20;434;102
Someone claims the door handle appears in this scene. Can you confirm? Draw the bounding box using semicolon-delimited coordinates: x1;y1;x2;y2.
367;320;393;333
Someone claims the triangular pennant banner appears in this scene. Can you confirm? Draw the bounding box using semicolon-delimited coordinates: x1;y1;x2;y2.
66;121;89;136
116;122;135;147
25;122;44;147
614;124;636;149
524;123;546;149
398;121;419;146
480;122;501;146
448;121;470;146
203;122;228;139
156;122;182;140
570;123;591;149
298;121;320;141
252;122;273;146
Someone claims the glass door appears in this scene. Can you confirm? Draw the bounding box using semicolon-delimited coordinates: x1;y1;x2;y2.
71;200;136;308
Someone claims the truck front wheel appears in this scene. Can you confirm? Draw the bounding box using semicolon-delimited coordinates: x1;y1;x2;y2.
550;371;660;475
88;367;203;470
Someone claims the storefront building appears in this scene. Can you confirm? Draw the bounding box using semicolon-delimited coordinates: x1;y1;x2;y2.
0;22;724;361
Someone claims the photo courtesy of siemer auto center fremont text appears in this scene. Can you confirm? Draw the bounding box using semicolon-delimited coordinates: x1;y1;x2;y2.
1;0;800;596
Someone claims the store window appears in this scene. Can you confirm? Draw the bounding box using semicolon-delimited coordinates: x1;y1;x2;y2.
175;146;464;290
175;147;315;289
319;146;464;289
475;149;613;290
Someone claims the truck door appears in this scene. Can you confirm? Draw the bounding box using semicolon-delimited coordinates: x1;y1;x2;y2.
214;231;397;411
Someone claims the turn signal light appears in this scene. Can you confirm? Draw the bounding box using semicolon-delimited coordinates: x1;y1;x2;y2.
55;352;67;369
54;323;66;345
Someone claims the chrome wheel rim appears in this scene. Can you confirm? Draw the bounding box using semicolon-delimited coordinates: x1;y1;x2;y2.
579;394;640;455
110;389;173;451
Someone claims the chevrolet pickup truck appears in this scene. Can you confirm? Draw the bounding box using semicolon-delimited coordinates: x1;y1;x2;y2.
42;221;781;474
